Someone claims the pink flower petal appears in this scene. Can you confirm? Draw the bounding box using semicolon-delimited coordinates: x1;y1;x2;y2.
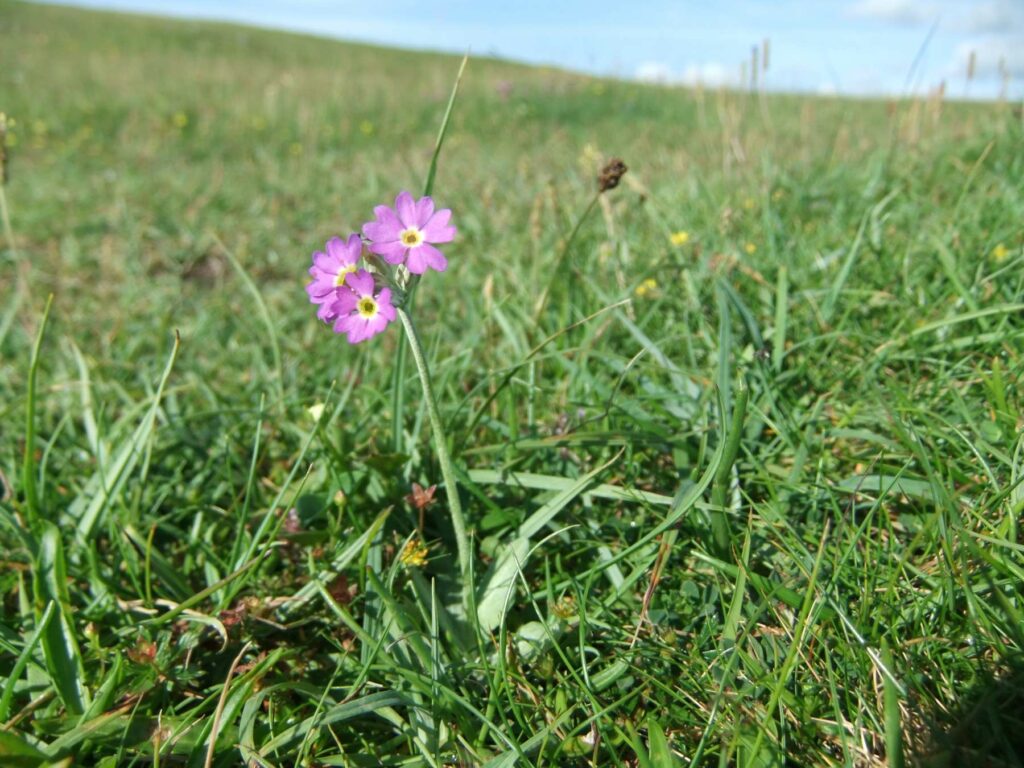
331;288;358;315
369;240;408;265
325;236;348;262
307;277;336;299
421;243;448;272
312;250;333;270
363;207;401;241
414;196;435;228
405;243;447;274
422;209;456;243
333;312;357;334
346;270;375;297
318;302;337;322
395;191;417;228
376;288;396;320
342;234;364;264
364;313;389;338
349;316;373;344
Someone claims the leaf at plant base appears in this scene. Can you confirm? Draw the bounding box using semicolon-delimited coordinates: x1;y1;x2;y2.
513;620;557;661
0;730;48;767
476;536;529;631
646;716;679;768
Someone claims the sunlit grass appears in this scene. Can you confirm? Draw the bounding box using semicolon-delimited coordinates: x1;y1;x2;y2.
1;0;1023;765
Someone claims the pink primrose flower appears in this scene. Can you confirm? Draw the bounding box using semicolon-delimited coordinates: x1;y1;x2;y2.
362;191;455;275
307;234;363;322
329;269;396;344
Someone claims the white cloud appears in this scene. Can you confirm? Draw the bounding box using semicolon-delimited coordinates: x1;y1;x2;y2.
963;0;1024;33
954;37;1024;78
634;61;733;87
635;61;672;83
847;0;939;25
678;63;733;87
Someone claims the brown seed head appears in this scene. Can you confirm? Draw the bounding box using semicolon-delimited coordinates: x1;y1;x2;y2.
597;157;627;192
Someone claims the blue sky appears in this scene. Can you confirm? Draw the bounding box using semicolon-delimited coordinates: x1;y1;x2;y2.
38;0;1024;99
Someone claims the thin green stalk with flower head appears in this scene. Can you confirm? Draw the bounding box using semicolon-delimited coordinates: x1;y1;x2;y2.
394;304;470;583
391;54;468;460
531;157;627;328
305;190;471;603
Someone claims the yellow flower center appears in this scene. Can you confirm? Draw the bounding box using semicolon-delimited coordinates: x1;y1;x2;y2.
400;227;424;247
333;264;357;287
357;296;378;318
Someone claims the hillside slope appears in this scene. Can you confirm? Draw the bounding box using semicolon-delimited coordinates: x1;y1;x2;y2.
1;2;1023;766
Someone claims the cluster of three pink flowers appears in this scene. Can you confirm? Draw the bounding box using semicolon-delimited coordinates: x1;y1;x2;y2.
306;191;456;344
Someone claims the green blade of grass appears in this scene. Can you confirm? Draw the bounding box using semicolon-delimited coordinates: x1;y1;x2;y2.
467;469;673;506
71;332;180;545
21;294;53;530
257;691;409;754
32;524;89;715
391;52;469;457
0;600;55;723
214;234;284;408
882;639;904;768
0;729;50;768
709;386;748;559
646;715;680;768
772;265;788;372
423;52;468;199
277;507;391;618
822;207;869;324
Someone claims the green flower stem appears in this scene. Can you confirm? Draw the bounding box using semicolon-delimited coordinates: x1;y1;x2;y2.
710;385;748;559
392;54;467;458
396;306;471;586
390;281;415;455
531;192;600;326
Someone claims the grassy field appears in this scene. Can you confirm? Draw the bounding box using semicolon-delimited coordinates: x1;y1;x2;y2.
2;0;1023;765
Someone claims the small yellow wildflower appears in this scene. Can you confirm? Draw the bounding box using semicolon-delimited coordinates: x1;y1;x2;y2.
551;594;577;620
744;242;757;255
743;197;756;210
359;120;375;136
635;278;659;298
289;142;303;156
172;111;189;128
400;538;429;568
669;230;690;246
991;243;1009;262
